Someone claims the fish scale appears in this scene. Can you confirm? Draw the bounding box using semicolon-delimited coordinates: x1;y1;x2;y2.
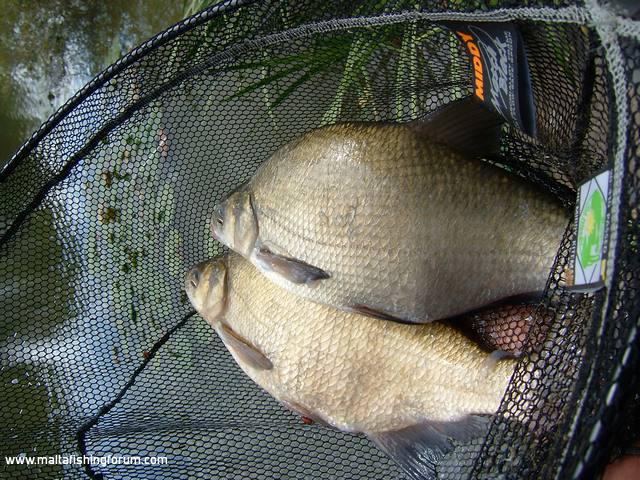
206;253;516;433
234;121;568;322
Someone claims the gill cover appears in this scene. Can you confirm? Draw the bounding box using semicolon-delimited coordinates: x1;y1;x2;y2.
184;258;228;321
211;187;259;257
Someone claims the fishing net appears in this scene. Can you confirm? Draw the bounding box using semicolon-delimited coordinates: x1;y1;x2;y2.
1;0;638;478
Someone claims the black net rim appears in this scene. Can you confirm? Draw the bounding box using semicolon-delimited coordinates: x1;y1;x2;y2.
0;0;592;181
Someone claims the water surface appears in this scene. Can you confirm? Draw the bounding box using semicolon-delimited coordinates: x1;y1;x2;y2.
0;0;185;165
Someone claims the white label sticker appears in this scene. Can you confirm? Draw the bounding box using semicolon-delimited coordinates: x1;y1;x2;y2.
573;170;611;291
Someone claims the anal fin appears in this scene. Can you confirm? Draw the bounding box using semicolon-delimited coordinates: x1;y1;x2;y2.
254;245;330;285
348;304;417;325
367;415;490;480
491;291;545;307
217;322;273;371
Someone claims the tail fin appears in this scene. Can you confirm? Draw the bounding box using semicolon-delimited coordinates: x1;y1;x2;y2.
367;415;490;479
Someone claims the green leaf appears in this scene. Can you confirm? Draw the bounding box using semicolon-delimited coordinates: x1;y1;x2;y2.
164;228;185;279
154;184;176;227
224;64;305;101
267;63;330;111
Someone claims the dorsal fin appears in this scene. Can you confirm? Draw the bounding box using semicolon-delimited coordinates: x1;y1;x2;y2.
409;97;503;157
217;322;273;371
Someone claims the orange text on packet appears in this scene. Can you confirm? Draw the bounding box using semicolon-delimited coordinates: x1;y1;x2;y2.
457;31;485;101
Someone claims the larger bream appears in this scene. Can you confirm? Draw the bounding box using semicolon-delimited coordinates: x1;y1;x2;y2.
211;100;569;323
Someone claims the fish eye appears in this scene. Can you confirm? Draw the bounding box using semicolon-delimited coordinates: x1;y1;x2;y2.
213;205;224;226
190;269;201;288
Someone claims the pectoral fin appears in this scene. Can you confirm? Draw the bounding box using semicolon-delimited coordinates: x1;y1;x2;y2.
409;96;503;157
254;245;330;285
367;415;490;480
217;322;273;370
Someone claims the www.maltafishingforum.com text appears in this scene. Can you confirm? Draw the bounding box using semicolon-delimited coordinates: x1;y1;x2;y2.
5;454;168;466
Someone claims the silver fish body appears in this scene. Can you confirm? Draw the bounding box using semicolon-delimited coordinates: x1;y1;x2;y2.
212;120;569;323
185;254;516;440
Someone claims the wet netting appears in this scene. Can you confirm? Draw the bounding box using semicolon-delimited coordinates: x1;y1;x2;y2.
1;0;638;479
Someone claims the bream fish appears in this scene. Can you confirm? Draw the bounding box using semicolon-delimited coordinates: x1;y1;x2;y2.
211;99;569;324
185;253;517;478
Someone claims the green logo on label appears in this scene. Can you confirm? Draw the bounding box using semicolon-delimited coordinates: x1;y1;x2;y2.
578;189;605;268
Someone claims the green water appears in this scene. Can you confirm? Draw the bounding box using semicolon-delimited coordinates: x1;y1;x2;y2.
0;0;186;165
